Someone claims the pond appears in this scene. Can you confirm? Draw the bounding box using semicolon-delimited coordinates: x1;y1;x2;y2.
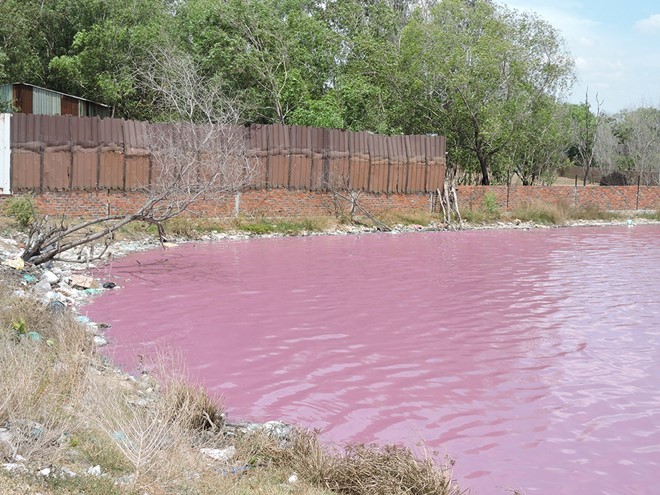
84;225;660;494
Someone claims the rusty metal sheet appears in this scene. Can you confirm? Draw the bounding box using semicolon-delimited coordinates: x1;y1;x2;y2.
327;129;350;188
405;135;426;193
124;120;149;156
247;124;268;188
347;131;369;190
267;124;290;187
13;84;33;114
10;150;40;190
11;113;41;151
368;134;388;193
125;156;150;189
98;117;124;150
426;162;445;192
309;127;325;190
71;116;99;149
41;115;71;149
43;151;71;190
425;135;445;192
99;151;124;189
61;95;78;116
289;126;312;189
71;150;98;189
269;156;289;188
387;135;408;193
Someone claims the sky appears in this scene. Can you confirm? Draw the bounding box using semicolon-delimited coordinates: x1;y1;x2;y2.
501;0;660;113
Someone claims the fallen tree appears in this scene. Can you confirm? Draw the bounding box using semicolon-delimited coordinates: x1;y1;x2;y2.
21;48;254;266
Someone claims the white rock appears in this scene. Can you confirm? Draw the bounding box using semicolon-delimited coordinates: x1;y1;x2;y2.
3;463;26;473
288;473;298;483
60;467;77;478
200;446;236;462
38;467;51;476
93;336;108;347
87;464;101;476
41;270;60;284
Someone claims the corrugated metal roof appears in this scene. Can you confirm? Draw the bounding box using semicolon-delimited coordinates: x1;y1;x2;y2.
12;83;110;108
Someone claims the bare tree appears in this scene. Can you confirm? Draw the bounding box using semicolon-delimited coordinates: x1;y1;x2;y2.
623;106;660;185
21;48;254;266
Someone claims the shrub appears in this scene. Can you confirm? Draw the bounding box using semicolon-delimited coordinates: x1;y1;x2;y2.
600;171;628;186
2;195;35;228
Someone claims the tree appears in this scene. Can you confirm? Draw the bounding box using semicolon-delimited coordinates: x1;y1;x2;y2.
568;91;604;186
47;0;173;119
177;0;338;124
21;48;254;266
399;0;574;184
619;106;660;185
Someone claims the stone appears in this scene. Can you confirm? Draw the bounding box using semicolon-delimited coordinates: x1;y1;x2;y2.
41;270;59;285
87;464;101;476
93;336;108;347
288;473;298;483
60;467;77;478
200;446;236;462
38;467;51;476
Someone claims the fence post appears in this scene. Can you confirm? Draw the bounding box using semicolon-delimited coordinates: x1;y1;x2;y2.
0;113;11;195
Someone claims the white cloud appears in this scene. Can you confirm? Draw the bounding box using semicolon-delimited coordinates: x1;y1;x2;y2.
634;14;660;34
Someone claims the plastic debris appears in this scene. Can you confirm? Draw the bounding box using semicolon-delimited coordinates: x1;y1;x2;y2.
2;258;24;270
102;282;117;289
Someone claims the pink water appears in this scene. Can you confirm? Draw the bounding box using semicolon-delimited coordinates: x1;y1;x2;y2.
85;226;660;494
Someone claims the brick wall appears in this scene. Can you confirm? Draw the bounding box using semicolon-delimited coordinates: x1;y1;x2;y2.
457;185;660;211
1;186;658;220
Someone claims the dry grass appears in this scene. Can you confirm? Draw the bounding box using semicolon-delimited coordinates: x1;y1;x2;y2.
510;200;622;225
0;286;92;464
234;428;461;495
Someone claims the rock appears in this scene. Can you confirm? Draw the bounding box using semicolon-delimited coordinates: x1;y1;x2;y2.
33;279;52;296
41;270;59;285
87;464;101;476
288;473;298;483
93;336;108;347
60;467;77;478
38;467;52;476
49;300;66;313
3;463;26;473
200;446;236;462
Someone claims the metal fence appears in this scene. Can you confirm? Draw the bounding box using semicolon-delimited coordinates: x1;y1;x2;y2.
7;114;446;194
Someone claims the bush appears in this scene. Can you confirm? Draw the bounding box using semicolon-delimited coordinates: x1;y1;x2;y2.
600;171;628;186
2;195;35;228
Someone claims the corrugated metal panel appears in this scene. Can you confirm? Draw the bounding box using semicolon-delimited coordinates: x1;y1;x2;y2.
247;124;268;188
310;126;325;190
10;113;40;189
14;85;33;114
0;85;13;112
289;125;311;189
0;114;10;194
425;136;445;192
406;135;426;193
61;95;79;116
368;134;388;193
387;135;407;193
268;124;290;188
327;129;350;188
32;87;61;115
348;131;369;190
72;150;98;189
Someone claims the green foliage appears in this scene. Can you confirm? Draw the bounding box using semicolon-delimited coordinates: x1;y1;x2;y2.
482;193;499;216
3;195;35;228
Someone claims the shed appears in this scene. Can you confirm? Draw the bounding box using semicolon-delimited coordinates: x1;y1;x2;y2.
0;83;111;118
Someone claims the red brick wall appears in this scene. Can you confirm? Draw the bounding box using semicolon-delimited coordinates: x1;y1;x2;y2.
457;186;660;211
1;186;658;220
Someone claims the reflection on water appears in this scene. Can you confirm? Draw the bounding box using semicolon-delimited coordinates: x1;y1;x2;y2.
86;225;660;494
